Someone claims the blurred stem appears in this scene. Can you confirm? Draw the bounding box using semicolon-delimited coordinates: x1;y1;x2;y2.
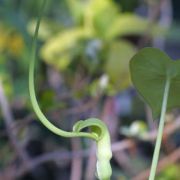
0;80;29;166
149;77;170;180
29;0;97;140
145;104;156;130
70;138;82;180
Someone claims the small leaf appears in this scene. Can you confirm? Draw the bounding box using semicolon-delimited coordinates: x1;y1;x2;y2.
67;0;86;23
89;0;119;38
130;47;180;117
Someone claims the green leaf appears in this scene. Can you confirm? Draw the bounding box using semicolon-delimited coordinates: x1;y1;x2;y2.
106;14;166;40
89;0;119;38
66;0;86;24
104;41;136;92
130;47;180;117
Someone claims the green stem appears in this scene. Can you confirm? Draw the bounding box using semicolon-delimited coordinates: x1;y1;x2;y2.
28;0;97;140
149;77;171;180
28;1;112;179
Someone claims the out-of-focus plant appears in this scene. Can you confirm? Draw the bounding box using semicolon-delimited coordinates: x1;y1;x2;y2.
0;25;19;97
29;0;112;179
34;0;165;96
0;25;24;57
0;21;30;98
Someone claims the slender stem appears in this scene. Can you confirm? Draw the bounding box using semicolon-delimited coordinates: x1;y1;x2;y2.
149;77;171;180
29;1;112;179
29;0;97;140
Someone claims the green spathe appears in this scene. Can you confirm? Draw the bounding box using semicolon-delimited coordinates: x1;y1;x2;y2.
73;119;112;180
130;47;180;117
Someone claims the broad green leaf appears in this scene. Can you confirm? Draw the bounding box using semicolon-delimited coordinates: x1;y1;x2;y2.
88;0;117;15
67;0;120;38
106;14;166;40
104;41;136;92
130;47;180;117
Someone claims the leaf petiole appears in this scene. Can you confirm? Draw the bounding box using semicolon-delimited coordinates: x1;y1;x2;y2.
149;77;171;180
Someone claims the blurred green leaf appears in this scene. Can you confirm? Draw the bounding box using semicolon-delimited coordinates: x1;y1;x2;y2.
106;14;166;39
104;41;136;92
88;0;119;38
40;28;92;70
67;0;87;24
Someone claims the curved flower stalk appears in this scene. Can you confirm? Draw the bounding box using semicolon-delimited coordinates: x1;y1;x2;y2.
73;119;112;180
28;0;112;179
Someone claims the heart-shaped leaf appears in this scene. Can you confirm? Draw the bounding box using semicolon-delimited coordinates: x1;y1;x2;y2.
130;47;180;117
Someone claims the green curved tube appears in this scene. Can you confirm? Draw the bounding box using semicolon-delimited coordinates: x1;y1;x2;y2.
28;0;112;179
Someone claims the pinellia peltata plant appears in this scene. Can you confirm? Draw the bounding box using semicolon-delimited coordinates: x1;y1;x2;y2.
130;47;180;180
29;0;112;180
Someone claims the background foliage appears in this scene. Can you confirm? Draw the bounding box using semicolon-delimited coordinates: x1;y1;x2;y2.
0;0;179;179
